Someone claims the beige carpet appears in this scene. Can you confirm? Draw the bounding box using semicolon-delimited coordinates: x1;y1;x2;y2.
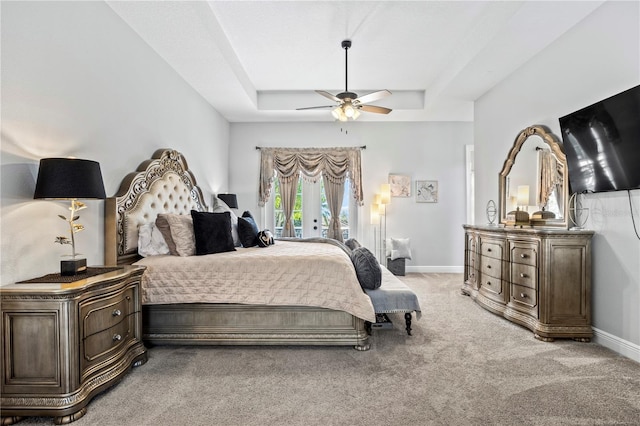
17;273;640;425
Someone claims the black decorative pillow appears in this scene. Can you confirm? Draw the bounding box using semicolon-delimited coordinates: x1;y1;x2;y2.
237;214;259;247
350;247;382;290
257;230;275;247
190;210;236;255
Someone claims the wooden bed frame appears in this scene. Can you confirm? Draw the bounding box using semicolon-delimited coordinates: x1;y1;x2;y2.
104;148;370;350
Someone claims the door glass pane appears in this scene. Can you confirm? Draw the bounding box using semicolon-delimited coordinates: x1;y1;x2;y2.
273;177;303;238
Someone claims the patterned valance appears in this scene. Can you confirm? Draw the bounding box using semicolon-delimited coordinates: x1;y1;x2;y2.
258;147;364;206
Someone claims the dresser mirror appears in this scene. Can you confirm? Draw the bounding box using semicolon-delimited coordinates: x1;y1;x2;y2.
499;125;569;228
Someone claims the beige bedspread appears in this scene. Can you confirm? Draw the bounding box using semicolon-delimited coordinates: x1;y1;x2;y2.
134;240;376;322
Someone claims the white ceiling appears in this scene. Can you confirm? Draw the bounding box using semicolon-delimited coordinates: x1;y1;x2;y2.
106;1;604;123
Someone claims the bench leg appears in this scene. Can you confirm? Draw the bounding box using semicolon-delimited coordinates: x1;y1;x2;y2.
404;312;412;336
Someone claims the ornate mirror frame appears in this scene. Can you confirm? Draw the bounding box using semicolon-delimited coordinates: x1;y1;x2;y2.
499;125;569;228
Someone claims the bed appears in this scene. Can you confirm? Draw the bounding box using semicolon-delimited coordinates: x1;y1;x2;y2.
104;148;373;350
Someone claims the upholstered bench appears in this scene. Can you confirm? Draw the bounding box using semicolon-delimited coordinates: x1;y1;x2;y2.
364;266;422;335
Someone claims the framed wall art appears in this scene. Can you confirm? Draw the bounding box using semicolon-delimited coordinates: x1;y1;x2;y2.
389;174;411;197
416;180;438;203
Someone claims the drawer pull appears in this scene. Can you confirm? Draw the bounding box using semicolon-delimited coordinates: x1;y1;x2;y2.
113;334;122;342
520;273;527;278
487;248;492;252
486;281;491;286
487;265;491;269
520;293;527;298
126;296;131;301
112;309;122;317
520;254;527;258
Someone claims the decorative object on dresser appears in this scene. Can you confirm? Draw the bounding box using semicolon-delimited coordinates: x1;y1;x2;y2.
0;266;147;425
485;200;497;225
462;225;593;341
568;193;589;230
104;149;372;350
34;158;107;275
499;125;569;229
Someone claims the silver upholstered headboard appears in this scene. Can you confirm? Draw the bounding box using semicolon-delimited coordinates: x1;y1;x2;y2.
104;149;208;265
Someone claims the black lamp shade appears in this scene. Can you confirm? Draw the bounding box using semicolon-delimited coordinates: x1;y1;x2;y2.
217;193;238;209
34;158;106;200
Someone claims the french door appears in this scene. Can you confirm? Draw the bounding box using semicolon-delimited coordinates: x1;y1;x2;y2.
271;175;355;240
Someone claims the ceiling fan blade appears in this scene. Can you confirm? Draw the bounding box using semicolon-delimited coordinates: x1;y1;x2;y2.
296;105;336;111
360;104;392;114
316;90;341;102
354;90;391;105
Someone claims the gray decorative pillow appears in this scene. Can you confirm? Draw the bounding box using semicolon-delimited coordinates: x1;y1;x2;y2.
344;238;362;251
350;247;382;290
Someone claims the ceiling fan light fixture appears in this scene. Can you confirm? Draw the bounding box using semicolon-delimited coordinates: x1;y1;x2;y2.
343;102;355;118
332;106;343;120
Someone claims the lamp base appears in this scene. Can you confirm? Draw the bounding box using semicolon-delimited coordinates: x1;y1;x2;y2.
61;259;87;276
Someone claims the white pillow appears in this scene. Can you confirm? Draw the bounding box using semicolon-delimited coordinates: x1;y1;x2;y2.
138;223;170;257
390;238;412;260
212;199;241;247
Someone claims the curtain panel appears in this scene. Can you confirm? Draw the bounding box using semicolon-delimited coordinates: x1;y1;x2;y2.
258;147;364;207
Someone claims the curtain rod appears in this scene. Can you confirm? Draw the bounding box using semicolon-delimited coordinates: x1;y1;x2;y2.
255;145;366;150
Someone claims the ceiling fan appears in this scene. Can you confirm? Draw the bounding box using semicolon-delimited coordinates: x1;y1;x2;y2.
297;40;392;121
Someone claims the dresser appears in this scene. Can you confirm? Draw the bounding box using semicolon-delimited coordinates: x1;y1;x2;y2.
463;225;593;341
1;266;147;425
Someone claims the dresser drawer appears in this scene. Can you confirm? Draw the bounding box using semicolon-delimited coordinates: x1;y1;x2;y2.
480;240;503;260
511;245;537;267
479;275;504;297
511;263;537;289
81;285;136;337
509;284;538;318
480;256;502;280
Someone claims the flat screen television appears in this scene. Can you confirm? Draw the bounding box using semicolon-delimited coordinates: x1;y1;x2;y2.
559;85;640;193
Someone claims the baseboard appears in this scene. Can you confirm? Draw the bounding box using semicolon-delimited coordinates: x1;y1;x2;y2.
406;266;464;273
592;327;640;363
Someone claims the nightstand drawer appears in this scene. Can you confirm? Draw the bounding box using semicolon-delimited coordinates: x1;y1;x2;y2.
81;285;136;337
83;317;133;363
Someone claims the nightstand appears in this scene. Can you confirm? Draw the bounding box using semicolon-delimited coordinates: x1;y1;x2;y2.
1;266;147;425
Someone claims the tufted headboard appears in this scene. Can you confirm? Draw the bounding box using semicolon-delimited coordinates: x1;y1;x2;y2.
104;149;208;265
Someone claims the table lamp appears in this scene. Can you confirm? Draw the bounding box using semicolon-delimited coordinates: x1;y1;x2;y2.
34;158;106;275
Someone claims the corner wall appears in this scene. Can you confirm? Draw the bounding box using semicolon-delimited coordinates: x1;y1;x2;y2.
474;1;640;361
1;2;229;284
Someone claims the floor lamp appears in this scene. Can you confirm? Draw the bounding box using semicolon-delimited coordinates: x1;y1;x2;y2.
380;184;391;264
370;204;380;263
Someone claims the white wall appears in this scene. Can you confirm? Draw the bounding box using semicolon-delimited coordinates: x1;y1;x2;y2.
229;121;473;271
1;1;230;284
474;1;640;361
